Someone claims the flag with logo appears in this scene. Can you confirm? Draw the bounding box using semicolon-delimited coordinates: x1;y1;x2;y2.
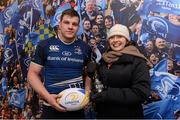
144;97;180;119
11;2;40;31
0;77;7;97
20;54;31;82
0;0;18;29
52;3;71;27
151;71;180;99
29;0;45;18
142;0;180;16
2;42;17;68
9;89;26;109
140;16;180;45
153;58;168;72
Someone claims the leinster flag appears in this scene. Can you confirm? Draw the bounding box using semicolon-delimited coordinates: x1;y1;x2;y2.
144;97;180;119
143;0;180;16
140;16;180;45
0;0;18;28
52;3;71;27
11;3;40;31
9;89;26;109
153;59;168;72
0;77;7;97
29;0;45;18
151;71;180;99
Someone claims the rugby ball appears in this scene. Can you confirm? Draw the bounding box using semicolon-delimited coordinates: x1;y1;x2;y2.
57;88;89;111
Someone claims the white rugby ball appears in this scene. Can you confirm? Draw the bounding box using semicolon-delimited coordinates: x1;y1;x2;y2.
57;88;88;111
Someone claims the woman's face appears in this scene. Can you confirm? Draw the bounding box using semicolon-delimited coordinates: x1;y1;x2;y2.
105;19;113;29
149;53;159;65
108;35;127;51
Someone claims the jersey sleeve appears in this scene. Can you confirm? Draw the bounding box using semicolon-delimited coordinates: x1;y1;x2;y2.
31;42;45;66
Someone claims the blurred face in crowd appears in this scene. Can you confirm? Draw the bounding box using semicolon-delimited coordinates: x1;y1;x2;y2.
13;76;18;84
59;15;79;43
83;20;91;31
168;14;180;26
85;1;95;13
105;18;113;29
91;24;99;34
96;14;104;25
155;38;166;50
108;35;127;51
89;39;97;49
167;59;174;71
149;53;159;65
146;40;154;52
95;35;101;43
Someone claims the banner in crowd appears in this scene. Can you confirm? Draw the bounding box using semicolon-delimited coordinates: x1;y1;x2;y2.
52;3;71;27
0;77;7;97
140;16;180;44
9;89;26;109
144;97;180;119
143;0;180;16
151;71;180;99
0;0;18;30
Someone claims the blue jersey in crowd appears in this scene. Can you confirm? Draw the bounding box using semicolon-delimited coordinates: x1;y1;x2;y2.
32;37;91;94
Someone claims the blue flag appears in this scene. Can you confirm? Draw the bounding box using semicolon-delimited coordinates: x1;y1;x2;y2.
153;58;168;72
0;0;18;28
144;97;180;119
0;77;7;97
140;16;180;44
76;0;84;36
29;32;40;45
11;3;40;31
0;13;3;34
174;46;180;63
29;0;45;18
52;3;71;27
2;42;17;67
143;0;180;16
20;54;31;82
96;0;107;12
9;89;26;109
151;71;180;99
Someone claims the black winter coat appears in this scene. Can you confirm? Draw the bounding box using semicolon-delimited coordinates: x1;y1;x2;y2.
93;54;151;119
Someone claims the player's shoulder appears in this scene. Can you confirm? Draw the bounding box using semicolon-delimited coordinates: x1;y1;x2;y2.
37;36;58;47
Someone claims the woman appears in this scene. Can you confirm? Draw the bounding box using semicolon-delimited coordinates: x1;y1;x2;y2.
91;24;151;119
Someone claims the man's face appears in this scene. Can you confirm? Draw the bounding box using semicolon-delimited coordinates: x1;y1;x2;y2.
155;38;166;49
86;2;95;13
83;20;91;31
59;15;79;43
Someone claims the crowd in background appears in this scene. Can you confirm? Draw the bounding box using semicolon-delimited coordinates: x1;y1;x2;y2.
0;0;179;119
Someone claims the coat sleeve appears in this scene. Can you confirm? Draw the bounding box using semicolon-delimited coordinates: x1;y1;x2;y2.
92;58;151;105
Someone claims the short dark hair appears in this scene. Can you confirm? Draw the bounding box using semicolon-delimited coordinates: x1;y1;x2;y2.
60;8;80;23
104;15;113;22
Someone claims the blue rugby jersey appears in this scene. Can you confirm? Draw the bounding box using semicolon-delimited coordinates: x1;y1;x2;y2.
32;37;91;94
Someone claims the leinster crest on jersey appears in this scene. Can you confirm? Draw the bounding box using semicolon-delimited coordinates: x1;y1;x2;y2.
74;46;82;55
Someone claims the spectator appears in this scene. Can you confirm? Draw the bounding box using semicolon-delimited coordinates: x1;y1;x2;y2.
91;24;150;118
